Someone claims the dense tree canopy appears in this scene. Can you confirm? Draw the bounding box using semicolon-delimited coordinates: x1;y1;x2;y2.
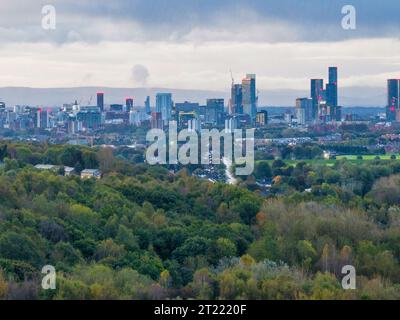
0;141;399;299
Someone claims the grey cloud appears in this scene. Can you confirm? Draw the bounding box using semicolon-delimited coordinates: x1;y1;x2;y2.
131;64;150;86
0;0;399;44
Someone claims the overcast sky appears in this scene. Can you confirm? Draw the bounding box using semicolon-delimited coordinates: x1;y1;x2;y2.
0;0;399;93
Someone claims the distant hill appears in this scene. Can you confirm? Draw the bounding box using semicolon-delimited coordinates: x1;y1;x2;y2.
0;86;386;108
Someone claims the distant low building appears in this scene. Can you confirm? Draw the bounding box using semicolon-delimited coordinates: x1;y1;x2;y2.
81;169;101;179
35;164;57;171
35;164;76;176
64;166;75;176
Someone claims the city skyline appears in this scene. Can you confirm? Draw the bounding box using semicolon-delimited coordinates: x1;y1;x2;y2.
1;67;396;135
0;71;396;108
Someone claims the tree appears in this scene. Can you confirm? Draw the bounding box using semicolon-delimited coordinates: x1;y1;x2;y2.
59;146;83;167
296;240;317;270
188;268;215;299
0;144;8;161
172;237;211;262
254;161;272;180
232;197;260;225
369;175;400;206
82;150;99;169
97;147;115;173
0;232;44;267
0;271;8;299
272;159;285;169
51;242;83;268
208;238;237;264
4;158;19;171
159;270;171;289
94;239;126;262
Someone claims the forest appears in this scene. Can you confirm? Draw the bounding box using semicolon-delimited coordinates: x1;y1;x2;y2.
0;141;400;299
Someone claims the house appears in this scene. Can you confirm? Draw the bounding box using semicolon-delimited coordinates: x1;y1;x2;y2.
34;164;57;171
80;169;101;179
35;164;77;176
64;166;75;176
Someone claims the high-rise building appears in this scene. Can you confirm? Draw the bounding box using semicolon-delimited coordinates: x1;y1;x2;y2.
230;84;243;114
77;110;101;130
205;98;224;126
311;79;324;120
256;110;268;127
387;79;400;121
225;116;239;133
242;74;257;120
175;101;199;114
178;111;200;132
335;105;342;122
129;110;141;126
326;67;338;108
97;92;104;112
35;108;49;129
151;111;163;129
145;96;151;114
329;67;338;86
125;98;134;112
295;98;313;125
156;93;172;122
0;102;5;112
110;104;123;112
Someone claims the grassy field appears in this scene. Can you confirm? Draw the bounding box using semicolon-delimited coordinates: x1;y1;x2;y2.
336;154;399;160
257;154;400;166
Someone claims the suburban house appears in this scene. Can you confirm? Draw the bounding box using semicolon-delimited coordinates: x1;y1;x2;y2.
80;169;102;179
34;164;76;176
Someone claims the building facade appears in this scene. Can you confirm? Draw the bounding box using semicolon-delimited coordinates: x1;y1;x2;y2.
156;93;173;123
242;74;257;121
387;79;400;121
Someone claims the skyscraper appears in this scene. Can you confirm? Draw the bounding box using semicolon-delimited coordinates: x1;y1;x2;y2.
156;93;172;122
35;108;49;128
151;111;163;129
310;79;324;120
77;109;101;130
125;97;134;112
145;96;151;114
230;84;243;114
242;74;257;120
97;92;104;112
329;67;338;86
206;98;224;126
387;79;400;121
326;67;338;108
175;101;200;113
296;98;313;125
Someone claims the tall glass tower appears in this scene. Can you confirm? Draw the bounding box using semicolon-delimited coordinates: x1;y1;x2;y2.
310;79;324;120
156;93;173;122
242;74;257;120
327;67;338;107
97;92;104;112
